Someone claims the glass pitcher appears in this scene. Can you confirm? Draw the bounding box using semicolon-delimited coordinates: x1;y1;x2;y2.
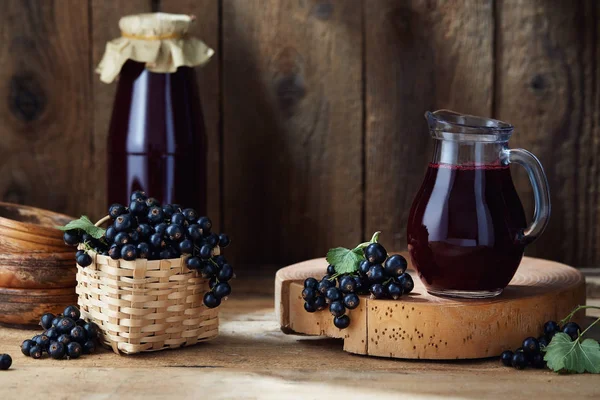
407;110;550;298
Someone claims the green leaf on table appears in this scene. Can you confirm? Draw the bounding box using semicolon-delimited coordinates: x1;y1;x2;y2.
326;247;364;275
55;216;106;239
544;332;600;374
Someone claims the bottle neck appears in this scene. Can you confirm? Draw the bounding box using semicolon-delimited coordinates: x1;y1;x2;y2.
432;139;508;166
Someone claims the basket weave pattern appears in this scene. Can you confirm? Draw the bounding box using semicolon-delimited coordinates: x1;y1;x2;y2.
76;251;218;354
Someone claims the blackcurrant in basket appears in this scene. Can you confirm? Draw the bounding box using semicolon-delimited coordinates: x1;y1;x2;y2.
136;242;150;258
387;281;404;300
154;223;168;235
343;293;360;309
121;244;137;261
63;230;80;246
128;230;140;243
197;216;212;233
149;233;164;249
64;305;80;320
70;326;87;344
40;313;55;330
129;198;148;216
182;208;198;222
108;203;127;219
398;273;414;294
364;243;387;264
147;206;164;224
339;276;356;293
105;226;117;243
562;322;581;341
145;197;160;207
367;265;385;283
213;255;226;266
218;264;234;281
166;224;184;241
57;334;71;346
213;282;232;299
500;350;513;367
329;301;346;317
136;223;153;239
29;345;43;359
511;351;528;369
186;256;202;270
83;340;96;355
171;213;186;226
0;354;12;370
327;265;336;275
203;292;221;308
179;239;194;254
21;339;35;356
186;224;202;240
162;204;175;218
108;244;121;260
130;190;147;201
199;244;212;260
218;234;231;248
48;342;66;359
304;277;319;289
67;342;82;359
522;337;540;356
384;254;407;277
205;233;219;247
76;253;92;267
114;214;133;232
201;263;218;278
333;315;350;329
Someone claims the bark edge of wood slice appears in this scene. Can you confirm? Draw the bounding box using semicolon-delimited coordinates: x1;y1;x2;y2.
275;254;586;360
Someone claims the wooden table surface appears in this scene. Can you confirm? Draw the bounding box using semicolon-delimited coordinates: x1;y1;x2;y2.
0;279;598;400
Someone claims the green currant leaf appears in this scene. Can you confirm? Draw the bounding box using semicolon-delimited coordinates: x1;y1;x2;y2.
326;247;364;275
55;216;106;240
544;332;600;374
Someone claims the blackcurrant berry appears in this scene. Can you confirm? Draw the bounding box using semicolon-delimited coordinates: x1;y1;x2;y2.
136;223;153;238
178;239;194;254
21;339;35;356
136;242;150;258
114;233;130;247
154;222;168;235
343;293;360;309
531;353;546;369
171;213;186;226
218;264;234;281
213;255;227;266
105;225;117;243
147;206;164;224
171;204;182;212
338;276;356;293
366;265;385;283
182;208;198;222
326;287;342;302
51;317;62;328
44;328;59;340
522;337;540;356
384;254;408;277
206;233;219;247
538;336;549;349
213;282;232;299
187;224;202;240
358;260;371;275
76;318;86;327
67;342;82;359
70;326;87;343
197;216;212;233
57;334;71;346
304;277;319;289
186;256;202;270
64;305;80;320
40;313;55;330
149;233;164;249
56;317;76;334
201;263;218;278
162;204;175;218
369;283;386;299
129;198;148;216
317;279;334;294
29;346;43;359
398;273;414;294
511;351;528;369
387;281;404;300
127;230;140;243
76;253;92;267
304;301;317;313
354;276;369;294
542;320;560;339
63;230;80;246
108;203;127;219
48;342;66;359
500;350;513;367
327;265;336;275
313;296;327;310
130;190;147;201
35;334;50;350
364;243;387;264
114;214;133;232
84;322;99;339
199;244;213;260
166;224;184;241
121;244;137;261
145;197;160;207
329;301;346;317
203;292;221;308
333;315;350;329
218;233;231;248
83;340;96;354
108;244;121;259
0;354;11;370
562;322;581;341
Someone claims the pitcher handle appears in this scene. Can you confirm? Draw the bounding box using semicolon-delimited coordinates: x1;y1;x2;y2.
503;148;551;244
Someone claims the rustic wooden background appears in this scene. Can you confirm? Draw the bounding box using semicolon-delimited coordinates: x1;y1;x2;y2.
0;0;598;269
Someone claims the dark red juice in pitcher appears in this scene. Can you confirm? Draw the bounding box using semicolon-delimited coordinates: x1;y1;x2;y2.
407;163;527;294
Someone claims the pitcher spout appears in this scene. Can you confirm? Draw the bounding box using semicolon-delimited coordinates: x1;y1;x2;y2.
424;110;513;142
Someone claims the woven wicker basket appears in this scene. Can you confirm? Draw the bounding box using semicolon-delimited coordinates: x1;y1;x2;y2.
75;217;219;354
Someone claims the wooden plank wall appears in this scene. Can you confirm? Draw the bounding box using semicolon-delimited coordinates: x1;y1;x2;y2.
0;0;598;269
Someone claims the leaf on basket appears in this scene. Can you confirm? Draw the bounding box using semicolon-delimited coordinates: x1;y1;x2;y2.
56;215;106;239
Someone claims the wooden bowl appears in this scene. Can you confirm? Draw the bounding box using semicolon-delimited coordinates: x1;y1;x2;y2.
0;201;73;243
0;253;77;289
0;286;78;329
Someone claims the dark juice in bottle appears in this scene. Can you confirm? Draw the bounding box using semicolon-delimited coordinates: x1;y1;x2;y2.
107;61;207;212
407;163;527;292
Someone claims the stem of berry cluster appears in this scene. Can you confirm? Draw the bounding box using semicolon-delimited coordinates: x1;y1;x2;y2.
560;305;600;339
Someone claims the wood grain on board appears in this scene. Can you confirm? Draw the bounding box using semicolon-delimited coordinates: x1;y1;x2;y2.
222;0;363;266
494;0;600;267
0;0;91;217
364;0;495;255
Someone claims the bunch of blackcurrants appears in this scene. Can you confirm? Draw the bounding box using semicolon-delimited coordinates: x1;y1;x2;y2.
302;242;414;329
63;191;234;308
20;305;99;360
500;320;581;370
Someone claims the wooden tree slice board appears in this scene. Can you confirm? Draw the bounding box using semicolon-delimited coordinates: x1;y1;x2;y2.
275;254;586;360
